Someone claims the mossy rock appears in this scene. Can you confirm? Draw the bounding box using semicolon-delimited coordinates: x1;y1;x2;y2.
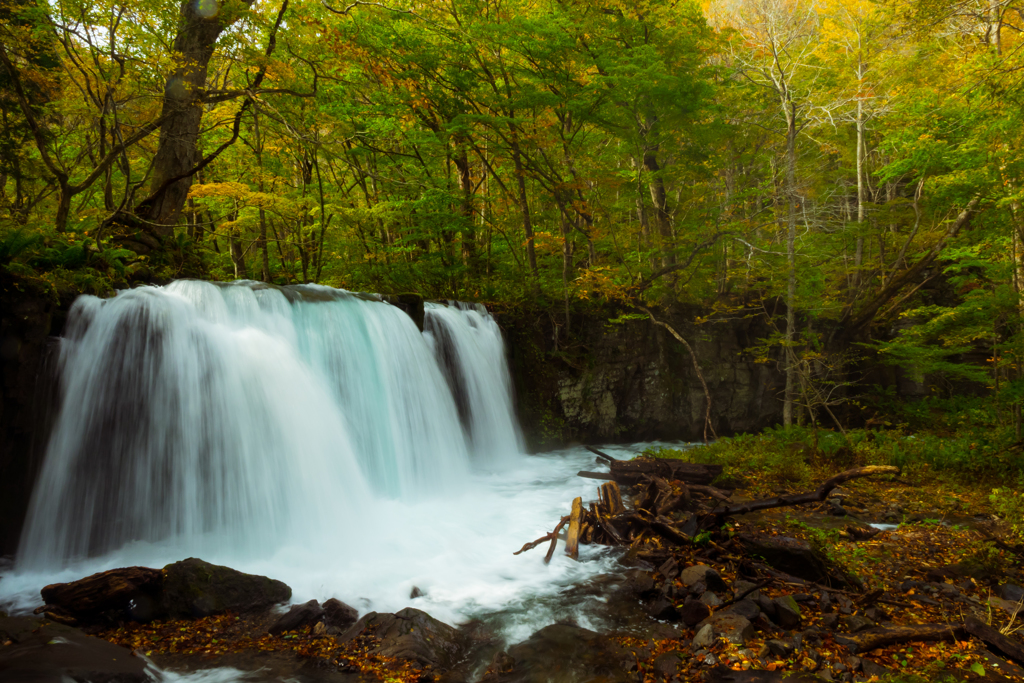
160;558;291;619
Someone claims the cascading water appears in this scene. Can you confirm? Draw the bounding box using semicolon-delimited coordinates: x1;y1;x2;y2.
2;279;626;644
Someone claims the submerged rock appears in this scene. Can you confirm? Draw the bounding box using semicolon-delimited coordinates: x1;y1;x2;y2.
161;558;292;619
0;615;148;682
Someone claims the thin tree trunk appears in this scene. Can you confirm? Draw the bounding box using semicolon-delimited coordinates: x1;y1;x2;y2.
784;102;798;427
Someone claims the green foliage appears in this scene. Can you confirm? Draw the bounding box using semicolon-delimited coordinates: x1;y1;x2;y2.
0;229;41;264
990;486;1024;542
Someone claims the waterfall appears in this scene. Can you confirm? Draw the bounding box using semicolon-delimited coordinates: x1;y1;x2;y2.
17;281;521;569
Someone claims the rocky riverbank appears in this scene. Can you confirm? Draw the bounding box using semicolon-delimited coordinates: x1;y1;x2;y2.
5;472;1024;683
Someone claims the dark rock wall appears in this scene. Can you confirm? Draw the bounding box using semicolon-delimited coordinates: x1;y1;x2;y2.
0;272;66;557
499;304;787;451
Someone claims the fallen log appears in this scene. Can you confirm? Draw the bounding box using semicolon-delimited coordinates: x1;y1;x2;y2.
578;471;615;480
689;484;732;502
609;457;722;485
585;445;620;463
835;623;965;653
565;497;584;560
711;466;899;521
965;616;1024;667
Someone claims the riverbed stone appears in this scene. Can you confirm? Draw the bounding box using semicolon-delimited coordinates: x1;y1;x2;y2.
698;613;755;645
653;651;685;677
340;608;465;670
680;597;711;627
680;565;728;592
773;596;802;630
692;624;716;650
724;599;760;621
841;615;874;633
1001;584;1024;603
322;598;358;631
482;623;634;683
160;558;292;619
701;591;723;607
646;597;680;622
268;599;323;635
624;569;657;597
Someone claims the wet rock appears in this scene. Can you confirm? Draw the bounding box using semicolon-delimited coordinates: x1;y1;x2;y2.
738;535;848;587
1001;584;1024;603
698;613;755;646
724;599;760;621
653;651;684;676
681;597;711;627
692;624;716;650
341;608;465;670
646;597;680;622
659;558;679;581
322;598;358;631
733;580;762;601
772;595;802;630
680;565;727;592
0;615;148;682
161;558;291;619
410;586;425;599
624;569;657;597
482;623;634;683
766;639;797;658
701;591;723;607
757;594;778;620
819;592;833;613
820;614;840;631
38;566;163;625
268;599;324;635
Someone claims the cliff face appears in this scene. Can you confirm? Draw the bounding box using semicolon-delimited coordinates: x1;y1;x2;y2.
0;273;65;557
500;305;787;451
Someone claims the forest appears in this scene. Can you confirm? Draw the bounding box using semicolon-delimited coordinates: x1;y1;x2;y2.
3;0;1024;432
5;2;1024;682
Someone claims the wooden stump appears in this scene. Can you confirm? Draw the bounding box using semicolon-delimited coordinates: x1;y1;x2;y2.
565;497;583;560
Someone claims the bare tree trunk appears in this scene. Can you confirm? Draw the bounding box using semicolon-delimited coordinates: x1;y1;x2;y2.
783;102;798;427
510;135;537;275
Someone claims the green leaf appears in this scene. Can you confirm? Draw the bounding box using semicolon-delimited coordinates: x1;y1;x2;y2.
971;662;986;676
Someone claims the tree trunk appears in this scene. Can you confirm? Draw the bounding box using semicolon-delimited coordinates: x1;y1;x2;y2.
783;101;798;427
453;143;476;273
510;134;537;275
643;146;675;269
138;0;253;236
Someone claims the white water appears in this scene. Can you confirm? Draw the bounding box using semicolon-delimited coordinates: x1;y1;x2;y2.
0;280;637;645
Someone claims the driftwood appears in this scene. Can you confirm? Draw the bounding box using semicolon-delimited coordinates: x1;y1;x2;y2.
965;616;1024;666
690;484;732;502
711;466;900;521
598;481;625;516
835;623;965;653
565;497;584;560
585;446;619;463
514;515;570;559
609;457;722;485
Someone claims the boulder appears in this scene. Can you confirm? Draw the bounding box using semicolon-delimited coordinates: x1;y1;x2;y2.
268;599;324;635
1001;584;1024;604
646;597;680;622
160;558;291;619
482;623;635;683
772;595;802;630
724;599;760;621
340;608;465;670
738;535;848;587
680;597;711;627
0;616;148;682
652;651;684;677
322;598;359;631
700;591;723;607
624;569;657;597
38;566;163;624
679;565;728;592
765;639;796;658
697;613;755;646
692;624;716;650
